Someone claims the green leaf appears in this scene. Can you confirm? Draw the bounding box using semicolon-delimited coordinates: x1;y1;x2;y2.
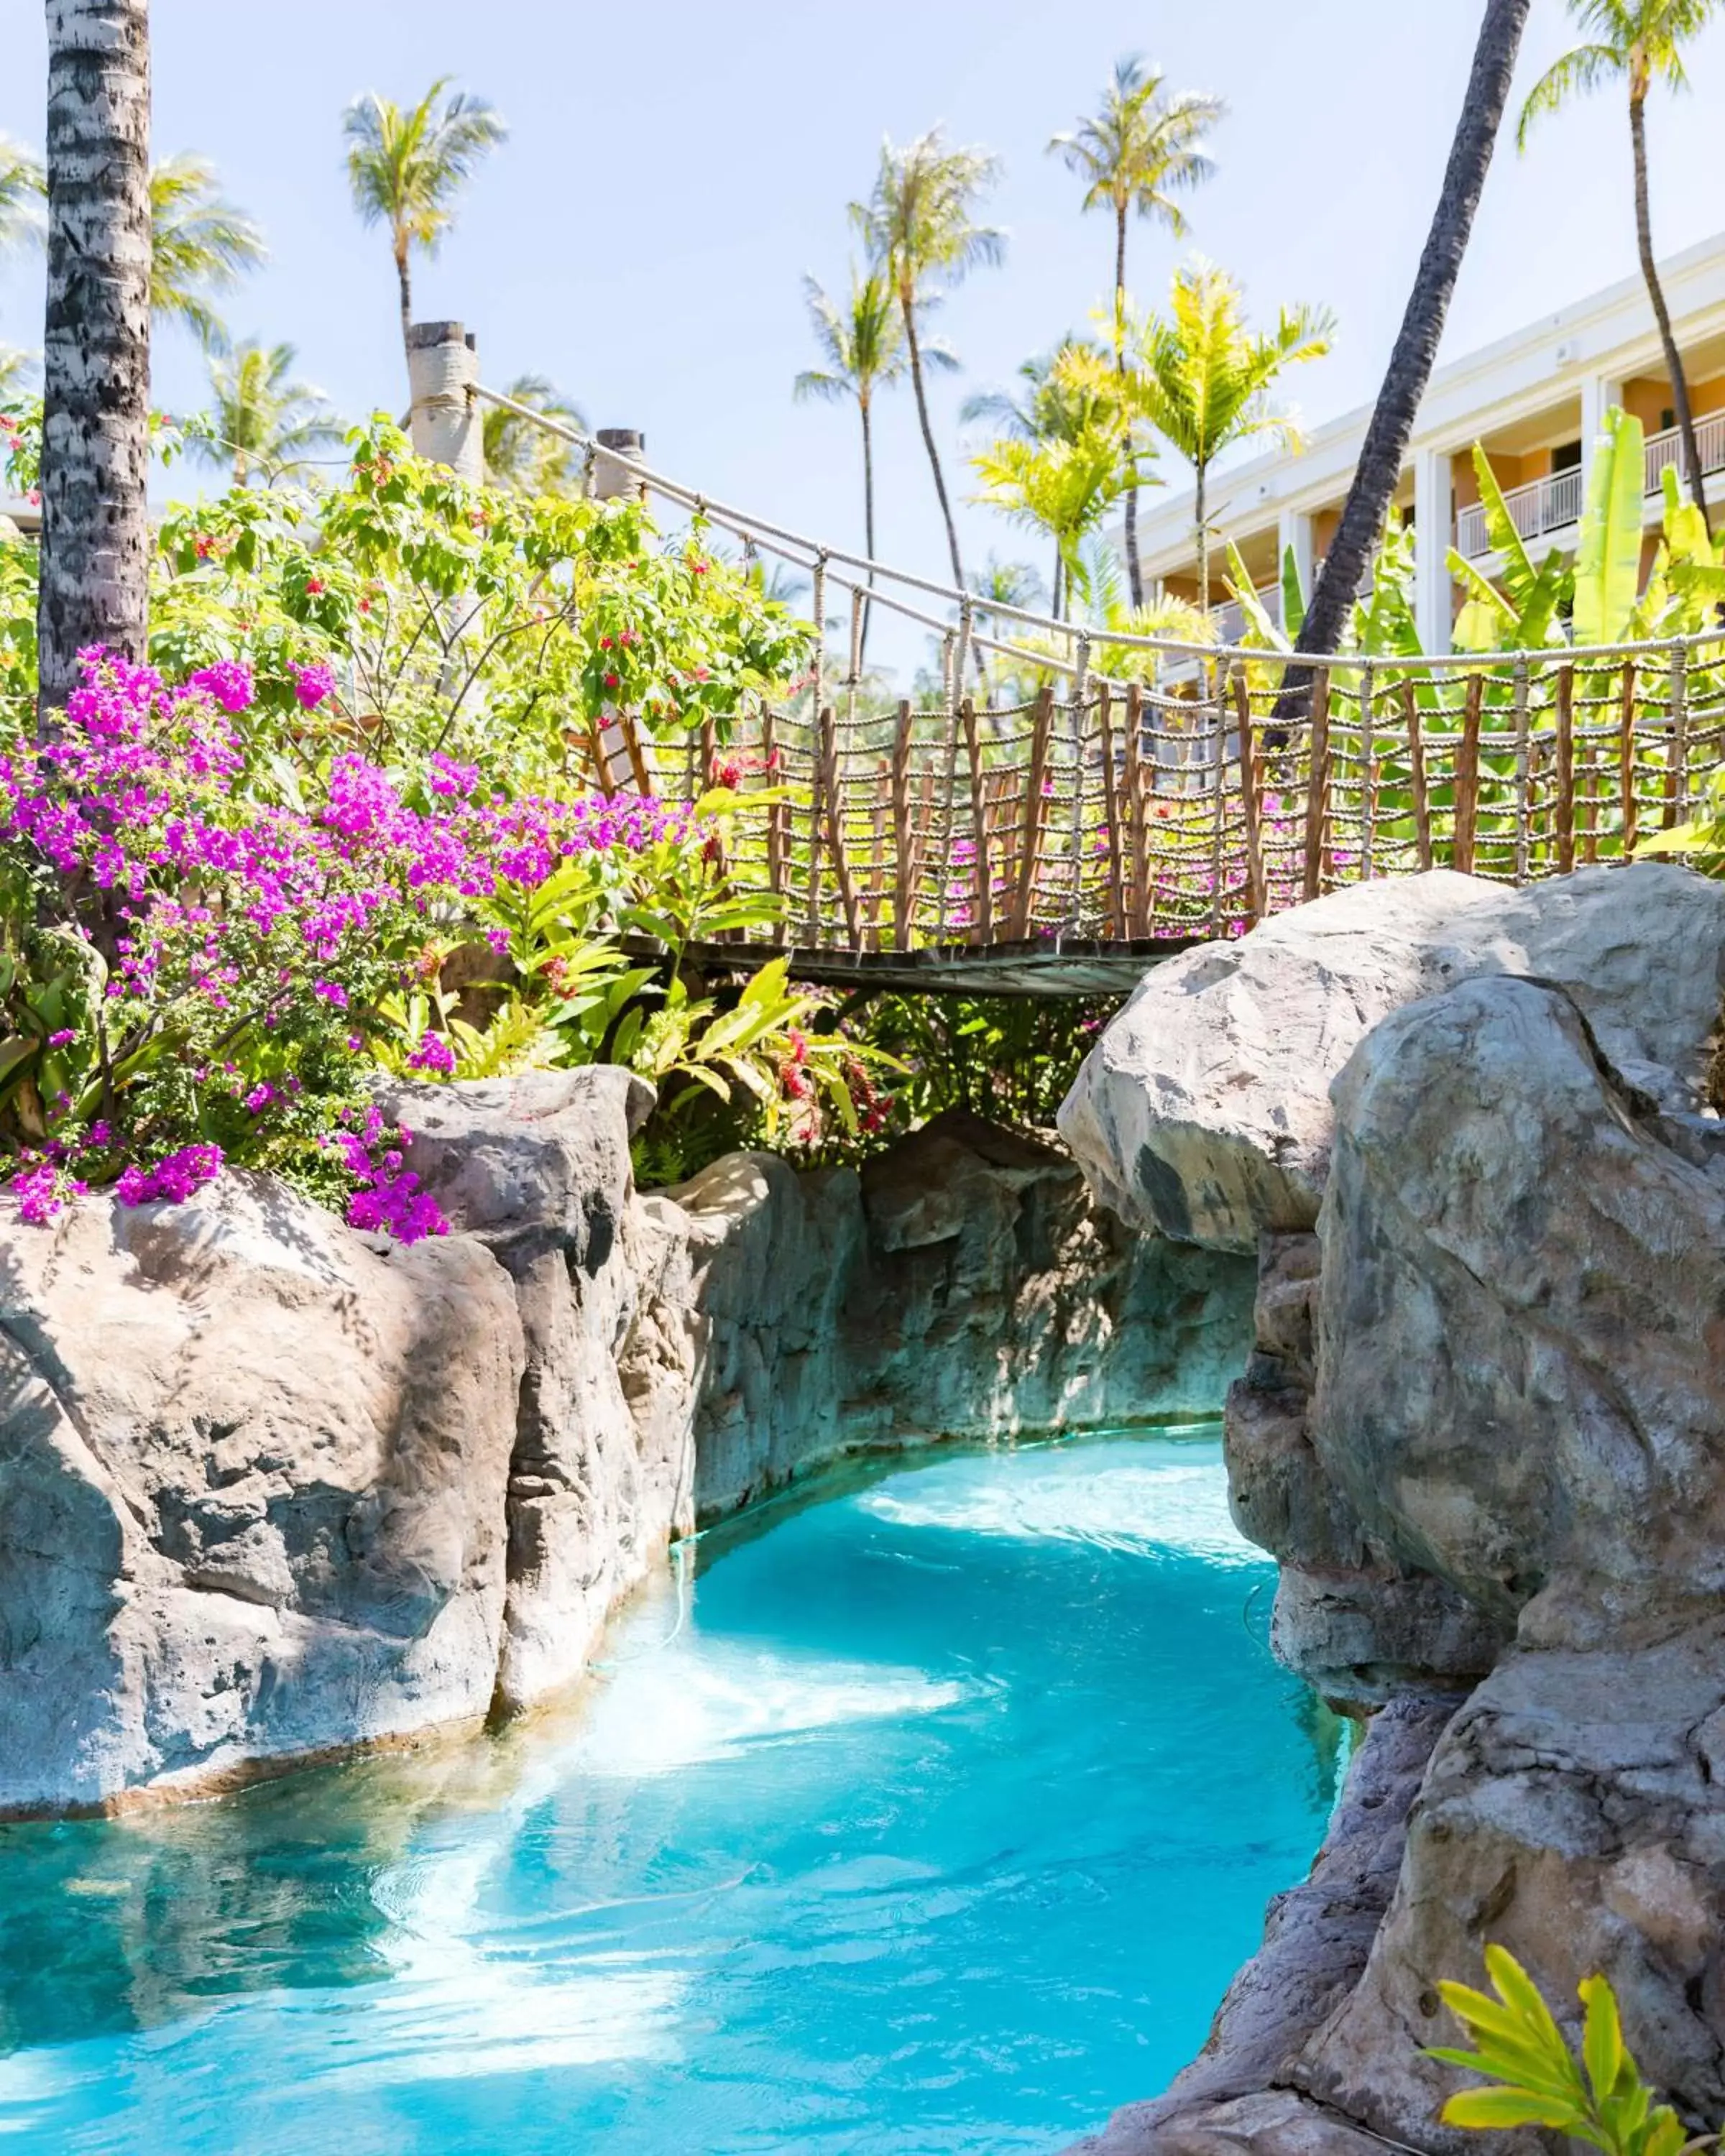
1573;407;1646;646
1443;2090;1585;2133
1582;1974;1626;2104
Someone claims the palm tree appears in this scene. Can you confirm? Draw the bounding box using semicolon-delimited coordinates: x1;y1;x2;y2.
1081;263;1331;614
1049;58;1224;607
852;129;1005;595
38;0;152;714
192;341;344;487
963;344;1129;612
0;137;45;256
343;78;508;374
1292;0;1531;668
795;265;917;665
970;423;1128;619
481;374;587;494
1519;0;1716;529
149;155;265;351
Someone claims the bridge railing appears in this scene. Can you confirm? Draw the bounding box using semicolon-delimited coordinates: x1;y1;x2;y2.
576;637;1725;951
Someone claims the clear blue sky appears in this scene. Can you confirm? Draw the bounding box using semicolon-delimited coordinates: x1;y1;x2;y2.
5;1;1725;676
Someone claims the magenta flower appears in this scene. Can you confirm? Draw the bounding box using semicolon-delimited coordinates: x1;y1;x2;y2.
290;660;337;711
406;1031;456;1077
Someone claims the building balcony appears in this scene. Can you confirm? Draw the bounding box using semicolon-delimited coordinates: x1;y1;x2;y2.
1453;409;1725;557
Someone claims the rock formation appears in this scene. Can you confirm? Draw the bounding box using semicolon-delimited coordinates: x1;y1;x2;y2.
0;1082;1250;1816
1061;863;1725;2155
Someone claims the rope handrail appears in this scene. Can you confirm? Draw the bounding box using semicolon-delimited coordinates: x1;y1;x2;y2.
474;379;1725;679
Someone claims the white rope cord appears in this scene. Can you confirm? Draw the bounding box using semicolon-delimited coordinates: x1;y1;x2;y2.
474;380;1725;675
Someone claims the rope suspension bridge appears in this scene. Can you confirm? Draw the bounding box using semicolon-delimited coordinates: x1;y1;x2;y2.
469;372;1725;999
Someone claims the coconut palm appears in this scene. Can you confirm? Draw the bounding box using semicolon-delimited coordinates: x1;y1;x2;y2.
149;155;266;351
343;78;508;372
1519;0;1716;528
481;374;587;494
1049;58;1224;606
0;137;45;256
38;0;152;711
1080;263;1332;615
851;129;1005;595
191;341;344;487
795;265;921;665
1291;0;1531;669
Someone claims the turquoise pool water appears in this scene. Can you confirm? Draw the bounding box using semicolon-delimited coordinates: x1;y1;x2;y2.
0;1429;1335;2156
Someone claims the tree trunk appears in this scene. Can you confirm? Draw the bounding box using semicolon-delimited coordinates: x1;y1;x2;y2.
1116;203;1144;609
37;0;152;721
395;233;413;377
1630;86;1708;533
1052;546;1063;622
859;393;876;668
1287;0;1532;683
1195;463;1210;618
901;287;965;592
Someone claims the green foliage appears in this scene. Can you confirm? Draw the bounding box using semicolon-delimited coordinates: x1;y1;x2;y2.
1428;1946;1715;2156
2;417;811;770
862;994;1118;1135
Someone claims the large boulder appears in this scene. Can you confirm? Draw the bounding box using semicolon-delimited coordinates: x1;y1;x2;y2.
388;1067;696;1713
0;1175;524;1815
1059;865;1725;1252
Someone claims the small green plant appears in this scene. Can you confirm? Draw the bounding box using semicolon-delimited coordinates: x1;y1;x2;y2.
1428;1946;1716;2156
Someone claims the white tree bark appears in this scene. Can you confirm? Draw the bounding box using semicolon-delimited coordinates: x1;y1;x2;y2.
37;0;152;717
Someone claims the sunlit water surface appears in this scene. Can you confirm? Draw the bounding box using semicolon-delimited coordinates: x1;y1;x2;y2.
0;1429;1335;2155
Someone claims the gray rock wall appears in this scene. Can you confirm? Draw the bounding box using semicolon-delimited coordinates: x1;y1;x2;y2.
0;1082;1250;1815
1059;864;1725;2156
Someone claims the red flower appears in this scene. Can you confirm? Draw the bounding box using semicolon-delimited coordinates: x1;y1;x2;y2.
604;671;620;691
305;576;324;596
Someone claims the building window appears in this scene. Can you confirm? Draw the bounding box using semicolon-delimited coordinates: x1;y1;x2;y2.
1550;439;1582;472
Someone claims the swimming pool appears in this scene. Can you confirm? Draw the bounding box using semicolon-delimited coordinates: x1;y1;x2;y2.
0;1429;1334;2155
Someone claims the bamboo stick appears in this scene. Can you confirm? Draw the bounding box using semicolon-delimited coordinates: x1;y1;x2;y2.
963;699;993;945
819;704;860;946
1619;660;1639;857
1302;668;1331;904
1011;687;1055;939
1554;666;1576;874
1123;682;1149;936
891;700;914;949
1453;671;1484;875
1401;678;1433;872
1232;669;1266;927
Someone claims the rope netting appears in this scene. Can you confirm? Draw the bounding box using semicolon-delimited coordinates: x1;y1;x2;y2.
477;382;1725;952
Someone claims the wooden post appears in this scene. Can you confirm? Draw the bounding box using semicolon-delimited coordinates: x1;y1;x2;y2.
1512;655;1531;885
1011;687;1055;939
819;704;860;946
1401;678;1433;872
1453;671;1484;875
408;321;484;482
866;759;888;949
963;698;994;945
1095;685;1126;937
619;709;653;796
1123;682;1149;936
1665;643;1689;829
1619;660;1639;857
891;699;914;949
1358;661;1377;885
1233;669;1266;926
1554;665;1576;874
1208;660;1228;932
760;707;786;924
1301;668;1331;904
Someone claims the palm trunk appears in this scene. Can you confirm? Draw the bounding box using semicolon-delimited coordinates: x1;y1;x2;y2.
1195;464;1210;619
902;289;965;591
1289;0;1532;681
395;234;413;377
1631;87;1708;533
1116;202;1144;610
859;393;876;669
1052;547;1063;622
37;0;152;721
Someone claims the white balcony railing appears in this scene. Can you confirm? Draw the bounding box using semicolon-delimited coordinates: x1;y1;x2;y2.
1455;408;1725;558
1210;585;1282;644
1455;464;1584;558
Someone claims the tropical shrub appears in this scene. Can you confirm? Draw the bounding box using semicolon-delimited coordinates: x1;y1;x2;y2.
1428;1947;1715;2156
